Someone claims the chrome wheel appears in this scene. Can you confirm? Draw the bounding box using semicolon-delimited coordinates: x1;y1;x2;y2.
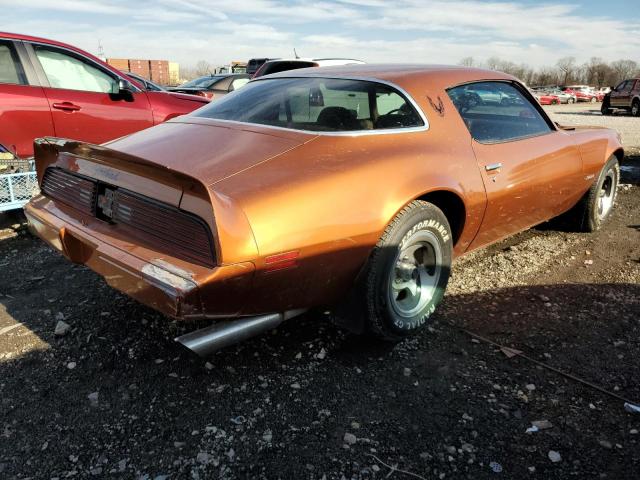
597;168;617;220
389;230;442;318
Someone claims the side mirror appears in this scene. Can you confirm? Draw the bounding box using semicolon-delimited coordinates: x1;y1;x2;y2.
118;79;135;94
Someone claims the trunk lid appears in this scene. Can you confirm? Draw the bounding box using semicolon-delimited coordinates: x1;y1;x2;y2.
103;118;317;186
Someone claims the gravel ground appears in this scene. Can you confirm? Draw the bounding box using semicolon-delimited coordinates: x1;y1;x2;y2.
0;105;639;479
543;102;640;152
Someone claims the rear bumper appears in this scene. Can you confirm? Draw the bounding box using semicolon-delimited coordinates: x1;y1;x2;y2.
24;196;254;319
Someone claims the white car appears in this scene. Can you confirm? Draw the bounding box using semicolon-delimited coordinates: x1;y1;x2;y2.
253;58;365;78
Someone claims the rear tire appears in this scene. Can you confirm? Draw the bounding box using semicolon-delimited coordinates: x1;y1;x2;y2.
362;201;452;341
573;156;619;232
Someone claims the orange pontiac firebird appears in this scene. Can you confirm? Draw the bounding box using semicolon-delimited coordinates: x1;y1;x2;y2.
25;65;623;355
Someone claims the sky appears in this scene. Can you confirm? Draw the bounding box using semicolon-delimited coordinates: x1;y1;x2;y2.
1;0;639;69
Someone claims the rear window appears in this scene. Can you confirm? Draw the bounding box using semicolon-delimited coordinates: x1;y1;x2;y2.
259;61;317;77
194;77;424;132
180;76;221;88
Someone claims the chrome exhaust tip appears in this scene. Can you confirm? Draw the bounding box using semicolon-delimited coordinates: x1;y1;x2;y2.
175;313;285;357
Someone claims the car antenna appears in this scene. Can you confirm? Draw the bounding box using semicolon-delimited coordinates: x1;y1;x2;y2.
293;48;300;59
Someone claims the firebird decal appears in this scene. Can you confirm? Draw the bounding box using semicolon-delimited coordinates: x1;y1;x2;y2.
427;95;445;117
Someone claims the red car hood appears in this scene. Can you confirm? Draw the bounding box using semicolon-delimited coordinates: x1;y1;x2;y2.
104;118;317;186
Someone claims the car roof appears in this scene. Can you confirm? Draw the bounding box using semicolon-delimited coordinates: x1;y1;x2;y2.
258;63;516;92
0;31;128;79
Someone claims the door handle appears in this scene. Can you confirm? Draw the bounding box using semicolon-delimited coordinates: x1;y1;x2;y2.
485;163;502;172
52;102;81;112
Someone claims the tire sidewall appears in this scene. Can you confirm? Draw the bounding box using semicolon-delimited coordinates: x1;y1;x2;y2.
367;204;452;339
587;157;619;230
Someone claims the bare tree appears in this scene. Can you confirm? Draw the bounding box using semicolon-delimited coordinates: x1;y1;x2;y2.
194;60;214;76
485;56;501;71
583;57;612;87
610;59;639;84
458;56;475;67
556;56;576;85
534;68;559;87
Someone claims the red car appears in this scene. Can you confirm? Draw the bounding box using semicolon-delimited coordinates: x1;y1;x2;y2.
0;32;209;157
535;93;560;105
562;87;597;103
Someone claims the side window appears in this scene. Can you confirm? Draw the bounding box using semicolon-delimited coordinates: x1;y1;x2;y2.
615;81;628;92
620;81;633;93
0;42;27;85
230;78;249;91
447;81;552;143
34;45;117;93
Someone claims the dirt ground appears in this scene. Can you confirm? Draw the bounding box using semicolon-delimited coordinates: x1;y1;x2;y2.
0;105;639;479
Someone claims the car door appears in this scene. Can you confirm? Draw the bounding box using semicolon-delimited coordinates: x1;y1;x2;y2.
27;42;154;144
609;80;631;108
447;81;584;250
0;39;54;157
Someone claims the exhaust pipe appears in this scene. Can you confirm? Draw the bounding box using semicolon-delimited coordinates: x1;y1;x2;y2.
175;313;285;357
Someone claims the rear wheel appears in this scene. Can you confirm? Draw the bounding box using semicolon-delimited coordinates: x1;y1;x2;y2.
568;97;576;104
362;201;452;341
573;156;619;232
590;97;597;103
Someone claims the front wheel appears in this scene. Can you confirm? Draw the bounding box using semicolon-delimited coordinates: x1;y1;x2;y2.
362;201;452;341
568;97;576;104
632;100;640;117
590;97;597;103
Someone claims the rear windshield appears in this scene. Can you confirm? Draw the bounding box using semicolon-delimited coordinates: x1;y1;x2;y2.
180;76;222;88
194;77;424;132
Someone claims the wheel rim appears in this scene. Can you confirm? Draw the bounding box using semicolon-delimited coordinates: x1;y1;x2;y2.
597;168;617;220
388;230;442;318
633;104;639;116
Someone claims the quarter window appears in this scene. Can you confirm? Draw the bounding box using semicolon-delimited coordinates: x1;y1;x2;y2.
0;42;26;85
230;78;250;91
447;81;552;143
34;45;117;93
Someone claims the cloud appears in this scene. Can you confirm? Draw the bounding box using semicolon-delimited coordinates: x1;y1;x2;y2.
1;0;638;69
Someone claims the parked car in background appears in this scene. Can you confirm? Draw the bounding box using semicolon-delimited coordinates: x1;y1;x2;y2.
252;58;365;78
247;57;277;76
601;78;640;116
546;88;576;104
125;71;166;91
562;86;597;102
534;92;560;105
0;32;209;158
167;73;251;100
26;65;622;355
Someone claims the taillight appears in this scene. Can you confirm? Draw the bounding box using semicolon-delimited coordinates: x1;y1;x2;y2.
41;167;216;268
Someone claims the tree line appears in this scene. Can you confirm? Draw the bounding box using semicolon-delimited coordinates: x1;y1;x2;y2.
459;56;639;88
